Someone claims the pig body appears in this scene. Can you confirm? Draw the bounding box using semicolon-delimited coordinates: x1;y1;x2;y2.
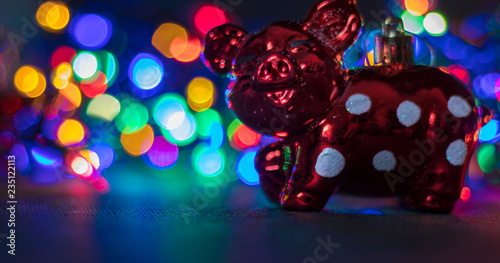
203;0;481;212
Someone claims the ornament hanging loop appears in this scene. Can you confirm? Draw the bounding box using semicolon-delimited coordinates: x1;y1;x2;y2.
375;17;414;67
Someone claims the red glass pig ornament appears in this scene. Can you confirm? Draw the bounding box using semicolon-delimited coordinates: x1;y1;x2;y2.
202;0;482;212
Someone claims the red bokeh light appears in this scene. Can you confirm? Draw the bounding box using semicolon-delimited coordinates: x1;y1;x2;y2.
194;5;227;35
51;46;77;68
80;71;108;98
233;125;261;149
448;64;469;85
460;186;471;201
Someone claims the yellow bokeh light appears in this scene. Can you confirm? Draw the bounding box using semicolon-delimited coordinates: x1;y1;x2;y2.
56;82;81;111
53;76;68;89
188;96;213;112
405;0;429;16
53;62;72;89
120;124;154;156
187;77;214;103
15;66;47;98
57;119;85;146
152;23;188;58
36;1;70;32
14;66;39;93
56;62;72;79
86;94;121;121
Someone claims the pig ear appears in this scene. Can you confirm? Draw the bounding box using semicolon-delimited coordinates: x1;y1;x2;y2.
303;0;362;53
202;24;248;75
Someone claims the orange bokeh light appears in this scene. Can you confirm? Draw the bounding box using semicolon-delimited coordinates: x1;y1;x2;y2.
170;35;202;63
405;0;429;16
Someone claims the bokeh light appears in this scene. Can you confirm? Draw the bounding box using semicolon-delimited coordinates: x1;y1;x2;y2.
36;1;70;32
86;94;121;121
424;12;447;36
154;94;187;130
194;5;227;35
233;124;261;149
57;119;85;146
461;186;471;201
80;71;108;98
41;117;62;140
115;102;148;134
14;66;40;93
128;53;164;90
51;46;77;69
55;82;82;111
147;136;179;168
208;122;224;151
10;144;30;173
448;64;470;84
237;151;260;186
31;146;63;167
162;113;197;146
79;149;100;170
71;156;93;177
195;109;222;138
70;14;112;49
402;11;424;34
477;143;497;173
90;143;115;170
120;124;155;156
53;62;73;89
152;23;188;59
73;52;98;79
171;35;202;63
13;107;40;131
192;144;225;177
405;0;429;16
187;77;215;112
479;120;500;143
98;51;118;85
14;66;46;98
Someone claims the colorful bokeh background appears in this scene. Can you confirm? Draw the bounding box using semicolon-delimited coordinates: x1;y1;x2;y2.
0;0;499;202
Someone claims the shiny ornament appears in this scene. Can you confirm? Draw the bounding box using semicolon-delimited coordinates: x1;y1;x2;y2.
203;0;482;212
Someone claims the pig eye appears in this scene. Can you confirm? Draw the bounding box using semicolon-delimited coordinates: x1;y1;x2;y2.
290;40;316;53
235;54;257;66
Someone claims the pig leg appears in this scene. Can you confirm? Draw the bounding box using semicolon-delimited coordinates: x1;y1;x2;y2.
398;138;470;213
255;141;289;204
281;141;347;211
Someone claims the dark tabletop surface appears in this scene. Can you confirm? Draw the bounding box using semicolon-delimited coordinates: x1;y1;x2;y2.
2;157;500;263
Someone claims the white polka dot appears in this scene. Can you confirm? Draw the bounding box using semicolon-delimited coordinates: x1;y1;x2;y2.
315;148;345;178
446;139;467;166
345;93;371;115
448;95;471;118
373;150;396;172
397;100;421;127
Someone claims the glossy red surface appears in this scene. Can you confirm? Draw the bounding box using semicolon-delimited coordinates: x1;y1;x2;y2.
203;0;481;212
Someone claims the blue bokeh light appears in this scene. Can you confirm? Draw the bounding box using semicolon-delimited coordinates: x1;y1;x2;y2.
71;14;112;49
90;142;115;170
208;122;224;151
31;146;63;167
237;151;259;186
128;53;164;90
198;151;223;176
479;119;500;143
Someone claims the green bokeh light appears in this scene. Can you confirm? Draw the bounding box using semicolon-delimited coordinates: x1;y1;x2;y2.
478;144;497;173
195;109;222;138
402;11;424;35
114;102;149;134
